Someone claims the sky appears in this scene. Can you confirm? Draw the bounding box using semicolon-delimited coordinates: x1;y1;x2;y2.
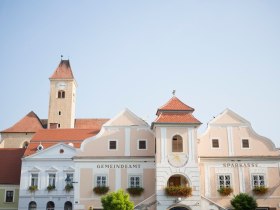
0;1;280;147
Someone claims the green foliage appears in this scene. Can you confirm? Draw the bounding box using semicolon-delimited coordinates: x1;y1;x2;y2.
65;184;74;192
253;186;268;195
101;189;134;210
47;185;55;192
28;185;38;192
217;186;233;196
165;186;192;197
230;193;257;210
126;187;144;196
93;186;109;195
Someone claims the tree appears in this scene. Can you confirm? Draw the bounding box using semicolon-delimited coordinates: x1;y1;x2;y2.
230;193;257;210
101;189;134;210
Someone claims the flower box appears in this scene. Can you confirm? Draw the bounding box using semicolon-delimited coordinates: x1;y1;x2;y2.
217;186;233;196
165;186;192;197
65;184;74;192
93;186;109;195
127;187;144;196
28;185;38;193
253;186;268;195
47;185;56;192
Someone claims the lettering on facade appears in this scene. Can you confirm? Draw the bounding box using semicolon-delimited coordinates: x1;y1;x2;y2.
223;162;258;167
97;164;141;169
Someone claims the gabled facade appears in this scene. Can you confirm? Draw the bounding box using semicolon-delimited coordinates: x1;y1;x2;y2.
198;109;280;210
74;109;156;210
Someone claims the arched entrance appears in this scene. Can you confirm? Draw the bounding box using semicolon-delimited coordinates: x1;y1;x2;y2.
170;207;190;210
64;201;72;210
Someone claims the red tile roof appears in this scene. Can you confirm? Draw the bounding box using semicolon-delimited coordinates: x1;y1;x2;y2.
1;111;43;133
24;128;99;156
75;119;109;129
154;113;201;124
0;149;25;184
50;60;74;79
157;96;194;115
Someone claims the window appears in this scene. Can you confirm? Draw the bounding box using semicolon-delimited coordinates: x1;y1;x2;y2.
212;139;219;148
138;140;147;150
129;176;141;188
109;140;117;150
64;201;72;210
252;174;265;187
218;174;231;188
96;175;107;187
28;201;37;210
58;90;65;98
65;173;73;185
58;111;61;115
5;190;14;202
22;141;29;149
31;173;38;187
48;174;56;187
242;139;249;148
172;135;183;152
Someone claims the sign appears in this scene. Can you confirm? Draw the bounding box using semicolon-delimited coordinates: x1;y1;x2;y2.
223;162;258;167
97;164;141;169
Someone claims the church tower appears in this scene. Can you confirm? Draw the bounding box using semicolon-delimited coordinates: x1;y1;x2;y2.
152;95;202;210
48;59;77;128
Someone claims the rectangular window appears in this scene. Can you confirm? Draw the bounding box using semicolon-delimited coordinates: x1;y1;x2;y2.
218;174;231;188
252;174;265;187
5;191;14;202
65;173;73;185
129;176;141;188
242;139;249;148
212;139;219;148
31;173;38;187
138;140;147;150
96;175;107;187
48;173;56;186
109;140;117;150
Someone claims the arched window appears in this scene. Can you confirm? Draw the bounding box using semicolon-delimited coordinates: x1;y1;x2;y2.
46;201;55;210
22;141;29;149
172;135;183;152
58;90;65;99
167;174;189;187
64;201;72;210
28;201;37;210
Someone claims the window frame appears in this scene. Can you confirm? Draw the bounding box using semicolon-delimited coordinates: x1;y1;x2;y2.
138;139;147;150
4;190;14;203
212;139;220;148
48;173;56;187
108;140;118;150
241;139;250;149
217;174;232;189
95;175;108;187
128;175;142;188
172;135;183;153
57;90;65;99
30;173;39;187
251;174;266;188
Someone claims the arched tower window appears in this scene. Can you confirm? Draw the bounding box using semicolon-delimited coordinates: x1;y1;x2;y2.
22;141;29;149
172;135;183;152
58;90;65;98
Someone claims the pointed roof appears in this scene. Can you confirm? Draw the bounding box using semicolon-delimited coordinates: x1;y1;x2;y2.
0;148;25;184
50;59;74;79
156;96;194;115
1;111;44;133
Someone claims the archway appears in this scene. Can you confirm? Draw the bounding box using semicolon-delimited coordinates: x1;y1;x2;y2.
64;201;72;210
46;201;55;210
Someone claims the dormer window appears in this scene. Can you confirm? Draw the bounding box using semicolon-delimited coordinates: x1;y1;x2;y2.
58;90;65;98
172;135;183;152
242;139;249;148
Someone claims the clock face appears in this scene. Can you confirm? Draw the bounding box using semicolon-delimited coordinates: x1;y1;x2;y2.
168;154;188;167
56;82;67;90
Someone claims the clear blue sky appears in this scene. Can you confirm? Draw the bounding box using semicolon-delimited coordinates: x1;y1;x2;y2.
0;1;280;147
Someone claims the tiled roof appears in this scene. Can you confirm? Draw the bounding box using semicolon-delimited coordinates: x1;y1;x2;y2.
75;119;109;129
154;113;201;124
157;96;194;115
49;60;74;79
0;149;25;184
1;111;43;133
24;128;100;156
